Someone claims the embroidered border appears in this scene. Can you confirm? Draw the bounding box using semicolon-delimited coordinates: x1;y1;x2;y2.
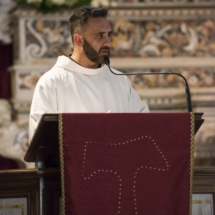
58;113;65;215
189;112;195;215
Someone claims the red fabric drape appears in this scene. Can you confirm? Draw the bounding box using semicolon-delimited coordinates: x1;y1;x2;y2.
59;113;194;215
0;44;13;99
0;156;19;170
0;44;17;170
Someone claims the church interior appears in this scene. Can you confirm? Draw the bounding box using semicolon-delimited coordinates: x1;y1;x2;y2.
0;0;214;214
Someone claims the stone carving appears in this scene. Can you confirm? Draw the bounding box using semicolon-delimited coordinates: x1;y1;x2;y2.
0;0;14;44
14;12;215;62
26;20;48;60
111;19;215;57
195;120;215;158
18;71;44;89
14;67;215;92
0;99;30;168
24;18;73;61
125;68;215;89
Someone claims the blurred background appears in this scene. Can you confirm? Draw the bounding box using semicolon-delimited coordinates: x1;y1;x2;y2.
0;0;214;169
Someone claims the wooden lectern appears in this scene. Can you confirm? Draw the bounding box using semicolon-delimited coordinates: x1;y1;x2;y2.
0;113;214;215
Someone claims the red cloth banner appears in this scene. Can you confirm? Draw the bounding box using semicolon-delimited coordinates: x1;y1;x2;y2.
59;113;194;215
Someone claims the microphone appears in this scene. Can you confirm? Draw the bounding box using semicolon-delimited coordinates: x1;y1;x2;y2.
104;57;192;112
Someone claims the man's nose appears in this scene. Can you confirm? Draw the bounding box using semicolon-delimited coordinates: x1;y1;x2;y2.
104;36;111;47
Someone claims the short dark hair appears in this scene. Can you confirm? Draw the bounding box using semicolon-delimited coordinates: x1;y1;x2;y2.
69;6;109;41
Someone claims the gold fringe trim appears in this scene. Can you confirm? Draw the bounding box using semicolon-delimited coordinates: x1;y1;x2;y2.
189;112;195;215
59;113;65;215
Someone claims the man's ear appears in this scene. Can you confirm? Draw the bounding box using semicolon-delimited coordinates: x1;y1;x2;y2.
73;34;83;47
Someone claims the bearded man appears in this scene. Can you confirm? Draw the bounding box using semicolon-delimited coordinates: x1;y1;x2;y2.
29;6;149;141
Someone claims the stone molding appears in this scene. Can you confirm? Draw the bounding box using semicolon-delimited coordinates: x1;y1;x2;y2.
109;7;215;20
12;4;215;19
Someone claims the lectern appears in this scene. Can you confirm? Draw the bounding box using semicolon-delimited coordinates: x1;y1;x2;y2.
1;113;214;215
25;112;206;215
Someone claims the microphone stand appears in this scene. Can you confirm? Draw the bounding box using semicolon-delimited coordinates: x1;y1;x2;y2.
104;57;192;112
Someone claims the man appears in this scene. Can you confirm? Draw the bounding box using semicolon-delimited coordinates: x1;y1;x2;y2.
29;6;149;141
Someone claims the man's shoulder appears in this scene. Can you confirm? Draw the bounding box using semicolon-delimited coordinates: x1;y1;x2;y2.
41;66;64;78
43;56;73;77
36;65;67;87
105;67;129;82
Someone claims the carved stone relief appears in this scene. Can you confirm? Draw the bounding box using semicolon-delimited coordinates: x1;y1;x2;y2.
25;19;72;59
110;19;215;58
13;15;73;64
0;0;14;44
125;68;215;89
12;10;215;63
0;99;30;168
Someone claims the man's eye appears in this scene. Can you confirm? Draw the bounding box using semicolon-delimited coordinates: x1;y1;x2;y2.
98;34;103;39
108;33;112;38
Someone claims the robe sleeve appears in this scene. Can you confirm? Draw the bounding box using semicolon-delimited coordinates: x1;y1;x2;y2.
29;74;58;142
126;77;149;113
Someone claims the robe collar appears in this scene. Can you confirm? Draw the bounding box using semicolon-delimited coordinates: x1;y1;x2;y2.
54;55;106;76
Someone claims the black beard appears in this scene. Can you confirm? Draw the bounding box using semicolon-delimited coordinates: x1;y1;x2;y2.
83;37;110;64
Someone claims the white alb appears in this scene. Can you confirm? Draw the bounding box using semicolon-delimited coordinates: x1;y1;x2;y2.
29;55;149;141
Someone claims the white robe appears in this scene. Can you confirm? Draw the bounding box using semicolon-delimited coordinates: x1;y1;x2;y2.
29;55;149;141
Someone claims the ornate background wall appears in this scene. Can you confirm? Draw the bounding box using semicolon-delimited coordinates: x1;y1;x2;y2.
0;0;215;168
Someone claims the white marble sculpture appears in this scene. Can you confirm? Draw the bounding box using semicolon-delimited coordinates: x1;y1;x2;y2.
0;99;30;168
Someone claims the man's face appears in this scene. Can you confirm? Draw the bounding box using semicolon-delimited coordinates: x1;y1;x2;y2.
82;17;112;65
